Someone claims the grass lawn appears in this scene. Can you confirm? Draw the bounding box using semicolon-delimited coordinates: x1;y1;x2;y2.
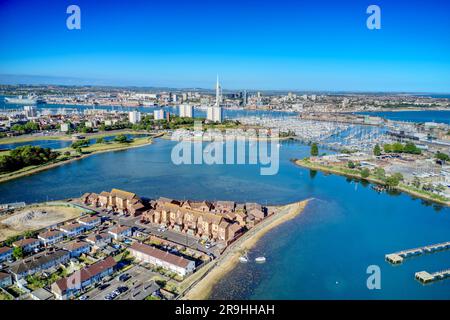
0;292;13;300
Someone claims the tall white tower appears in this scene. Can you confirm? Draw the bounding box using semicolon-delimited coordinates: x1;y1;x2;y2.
215;74;222;107
207;75;223;123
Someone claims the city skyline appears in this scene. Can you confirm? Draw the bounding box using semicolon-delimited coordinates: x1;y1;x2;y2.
0;0;449;92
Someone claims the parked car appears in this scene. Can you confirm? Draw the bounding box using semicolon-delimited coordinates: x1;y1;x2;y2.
118;286;128;293
119;273;131;282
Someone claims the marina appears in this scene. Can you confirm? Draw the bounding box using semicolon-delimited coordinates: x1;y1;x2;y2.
385;241;450;264
415;268;450;284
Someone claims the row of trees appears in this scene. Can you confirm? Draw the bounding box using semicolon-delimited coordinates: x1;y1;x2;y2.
11;121;39;134
379;142;422;155
0;146;59;173
70;134;132;152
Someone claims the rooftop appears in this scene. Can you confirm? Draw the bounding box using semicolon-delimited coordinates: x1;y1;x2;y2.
130;242;192;269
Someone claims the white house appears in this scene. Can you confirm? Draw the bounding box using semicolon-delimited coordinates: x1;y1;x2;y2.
38;230;65;246
59;223;85;237
108;226;132;241
129;242;195;277
77;215;102;230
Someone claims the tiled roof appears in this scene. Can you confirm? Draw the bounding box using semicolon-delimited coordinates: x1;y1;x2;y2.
38;230;64;239
54;256;116;292
130;242;192;269
0;246;12;254
10;250;70;275
13;238;40;247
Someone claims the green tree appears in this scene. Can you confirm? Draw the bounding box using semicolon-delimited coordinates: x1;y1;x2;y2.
373;144;381;156
0;146;58;173
374;167;386;180
114;134;129;143
347;161;356;169
13;246;23;259
310;143;319;157
71;139;90;149
436;151;450;162
392;142;404;153
360;168;370;178
4;235;20;246
412;176;421;189
96;137;105;144
383;144;393;153
385;173;403;188
403;142;421;154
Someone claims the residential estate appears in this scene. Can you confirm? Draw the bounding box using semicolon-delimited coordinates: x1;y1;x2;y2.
0;188;271;300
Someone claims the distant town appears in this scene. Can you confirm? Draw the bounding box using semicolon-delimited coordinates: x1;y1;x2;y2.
1;81;450;205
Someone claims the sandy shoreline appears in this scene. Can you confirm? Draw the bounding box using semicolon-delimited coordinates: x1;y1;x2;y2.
182;199;310;300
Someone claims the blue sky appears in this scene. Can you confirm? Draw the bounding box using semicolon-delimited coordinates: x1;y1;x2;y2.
0;0;449;92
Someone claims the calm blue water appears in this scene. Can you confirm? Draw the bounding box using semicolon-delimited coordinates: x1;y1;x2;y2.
0;138;448;299
357;111;450;125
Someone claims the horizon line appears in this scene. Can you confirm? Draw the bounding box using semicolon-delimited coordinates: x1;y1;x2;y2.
0;74;449;95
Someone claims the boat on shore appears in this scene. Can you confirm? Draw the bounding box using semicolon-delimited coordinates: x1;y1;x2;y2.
239;252;249;263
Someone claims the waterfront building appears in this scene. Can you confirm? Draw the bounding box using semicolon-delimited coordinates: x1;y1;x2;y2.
0;246;13;262
129;242;195;277
38;230;65;247
142;200;244;242
128;110;142;124
24;105;37;118
179;104;193;118
154;109;166;121
207;75;223;123
94;188;146;216
207;106;223;123
51;256;116;300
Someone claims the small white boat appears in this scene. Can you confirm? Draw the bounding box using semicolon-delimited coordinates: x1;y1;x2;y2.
239;256;248;263
255;256;266;263
239;252;249;263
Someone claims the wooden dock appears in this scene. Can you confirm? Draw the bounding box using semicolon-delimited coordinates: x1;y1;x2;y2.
385;241;450;264
415;268;450;284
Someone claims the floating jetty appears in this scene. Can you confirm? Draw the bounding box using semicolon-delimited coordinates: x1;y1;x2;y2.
415;268;450;284
385;241;450;264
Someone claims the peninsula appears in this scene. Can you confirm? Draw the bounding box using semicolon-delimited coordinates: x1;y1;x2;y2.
0;189;309;301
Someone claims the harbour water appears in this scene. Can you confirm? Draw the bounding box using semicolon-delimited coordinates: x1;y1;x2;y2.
0;134;148;150
0;138;449;299
357;111;450;125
